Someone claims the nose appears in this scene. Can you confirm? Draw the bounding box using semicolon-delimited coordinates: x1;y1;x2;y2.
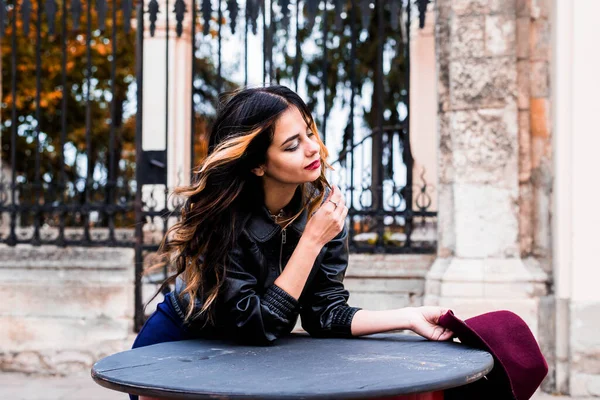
305;137;320;156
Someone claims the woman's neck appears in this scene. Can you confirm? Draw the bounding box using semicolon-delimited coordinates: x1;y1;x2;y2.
263;182;299;215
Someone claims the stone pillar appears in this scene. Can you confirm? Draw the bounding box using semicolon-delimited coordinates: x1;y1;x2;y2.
554;0;600;396
425;0;548;341
142;0;194;232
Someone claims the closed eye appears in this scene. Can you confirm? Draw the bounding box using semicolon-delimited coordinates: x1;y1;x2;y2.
284;131;315;151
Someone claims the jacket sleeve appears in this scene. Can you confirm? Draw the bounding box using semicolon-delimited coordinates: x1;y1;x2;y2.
220;235;300;345
300;221;361;338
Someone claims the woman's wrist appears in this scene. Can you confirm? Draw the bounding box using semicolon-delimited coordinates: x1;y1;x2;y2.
298;233;326;252
394;307;415;331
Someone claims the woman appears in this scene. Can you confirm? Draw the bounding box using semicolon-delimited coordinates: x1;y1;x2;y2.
132;85;452;399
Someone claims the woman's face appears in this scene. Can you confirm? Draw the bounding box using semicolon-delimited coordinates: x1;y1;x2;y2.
253;106;322;185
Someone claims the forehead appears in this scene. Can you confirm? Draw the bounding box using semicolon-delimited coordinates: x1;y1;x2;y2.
273;106;309;142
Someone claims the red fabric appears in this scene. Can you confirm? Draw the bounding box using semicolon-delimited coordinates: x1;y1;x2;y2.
439;310;548;400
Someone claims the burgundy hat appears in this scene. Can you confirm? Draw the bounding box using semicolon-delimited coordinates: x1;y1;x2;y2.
439;310;548;400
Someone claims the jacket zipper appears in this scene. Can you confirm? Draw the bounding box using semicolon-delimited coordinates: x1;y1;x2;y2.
279;228;287;274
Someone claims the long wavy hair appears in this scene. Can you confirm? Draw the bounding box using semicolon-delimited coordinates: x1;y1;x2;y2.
148;85;332;323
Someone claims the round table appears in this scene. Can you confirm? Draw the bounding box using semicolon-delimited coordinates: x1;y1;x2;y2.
91;333;493;399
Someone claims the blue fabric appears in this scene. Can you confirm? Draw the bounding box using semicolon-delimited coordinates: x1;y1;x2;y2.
128;292;189;400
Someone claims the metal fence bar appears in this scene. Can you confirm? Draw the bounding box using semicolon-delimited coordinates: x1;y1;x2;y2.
191;0;197;175
217;0;222;92
58;0;67;246
321;0;327;145
33;0;42;245
403;0;414;249
108;0;118;245
83;0;93;243
348;0;357;249
375;0;385;251
134;0;146;333
8;0;17;246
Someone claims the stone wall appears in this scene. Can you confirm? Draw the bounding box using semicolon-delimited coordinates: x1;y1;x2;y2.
430;0;554;391
345;254;435;310
0;245;135;375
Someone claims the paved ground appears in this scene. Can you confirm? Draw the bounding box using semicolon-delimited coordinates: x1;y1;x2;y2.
0;372;594;400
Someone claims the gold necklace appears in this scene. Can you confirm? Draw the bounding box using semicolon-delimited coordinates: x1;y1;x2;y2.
268;208;285;224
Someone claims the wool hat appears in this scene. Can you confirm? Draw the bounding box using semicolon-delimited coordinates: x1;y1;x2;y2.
439;310;548;400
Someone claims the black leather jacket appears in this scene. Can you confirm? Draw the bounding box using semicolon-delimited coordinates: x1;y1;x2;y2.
170;188;361;345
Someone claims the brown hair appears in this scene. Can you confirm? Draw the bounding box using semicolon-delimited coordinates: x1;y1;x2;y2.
147;85;332;323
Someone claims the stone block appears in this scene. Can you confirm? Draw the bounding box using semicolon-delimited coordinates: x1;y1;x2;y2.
450;16;485;60
451;0;488;16
0;245;134;269
532;181;552;261
436;184;455;257
530;97;550;139
435;9;451;112
449;106;519;186
570;372;600;397
517;18;530;59
440;258;485;282
0;337;134;375
530;19;551;61
519;182;534;255
449;57;517;109
0;316;131;353
482;281;543;298
454;184;519;258
489;0;516;15
530;61;549;97
485;15;517;56
441;281;484;297
517;0;531;17
345;278;425;295
438;113;454;184
517;60;530;109
538;295;556;392
570;301;600;374
519;110;532;180
531;0;552;20
347;254;435;278
0;283;133;319
348;292;414;311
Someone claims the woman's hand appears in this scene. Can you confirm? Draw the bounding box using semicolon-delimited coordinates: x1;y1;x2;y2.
403;306;454;341
302;185;348;247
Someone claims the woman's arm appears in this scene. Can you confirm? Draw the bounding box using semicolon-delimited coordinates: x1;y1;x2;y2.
275;186;347;300
351;307;454;341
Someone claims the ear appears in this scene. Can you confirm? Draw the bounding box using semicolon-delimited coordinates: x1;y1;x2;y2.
251;165;265;177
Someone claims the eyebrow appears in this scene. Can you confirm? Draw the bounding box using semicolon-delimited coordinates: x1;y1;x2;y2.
280;127;313;147
280;134;300;147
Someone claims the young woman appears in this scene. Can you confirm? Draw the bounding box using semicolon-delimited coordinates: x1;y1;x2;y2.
131;85;452;400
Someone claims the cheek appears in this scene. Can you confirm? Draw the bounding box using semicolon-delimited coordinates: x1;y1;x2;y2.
266;151;304;179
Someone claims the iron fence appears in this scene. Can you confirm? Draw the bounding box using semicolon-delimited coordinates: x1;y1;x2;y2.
0;0;436;330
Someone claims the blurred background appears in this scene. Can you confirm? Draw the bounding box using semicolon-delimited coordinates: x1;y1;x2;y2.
0;0;598;398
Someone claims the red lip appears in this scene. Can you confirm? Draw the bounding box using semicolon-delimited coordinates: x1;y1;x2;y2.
305;160;321;170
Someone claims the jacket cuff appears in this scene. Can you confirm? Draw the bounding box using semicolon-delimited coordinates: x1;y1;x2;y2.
263;284;300;320
331;306;361;336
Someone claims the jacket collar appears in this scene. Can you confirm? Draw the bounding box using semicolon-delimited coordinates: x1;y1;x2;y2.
246;187;308;242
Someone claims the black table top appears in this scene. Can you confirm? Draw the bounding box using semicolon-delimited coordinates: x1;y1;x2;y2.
92;333;493;399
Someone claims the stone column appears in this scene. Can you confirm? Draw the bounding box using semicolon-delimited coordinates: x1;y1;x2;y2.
554;0;600;396
425;0;548;340
142;0;194;233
